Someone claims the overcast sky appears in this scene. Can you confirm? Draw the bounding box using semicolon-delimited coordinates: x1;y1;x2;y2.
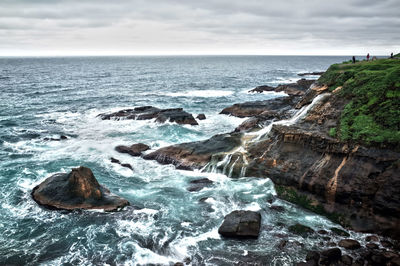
0;0;399;56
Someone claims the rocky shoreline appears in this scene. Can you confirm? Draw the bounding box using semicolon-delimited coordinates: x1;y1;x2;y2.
32;65;400;264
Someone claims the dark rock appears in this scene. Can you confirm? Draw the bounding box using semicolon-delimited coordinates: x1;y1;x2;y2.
306;251;320;262
366;235;379;242
60;135;68;140
319;248;342;264
338;239;361;250
234;117;268;132
296;261;317;266
110;157;121;164
318;229;328;235
298;72;325;76
381;240;394;248
269;205;285;212
44;135;68;141
32;166;129;211
174;263;184;266
392;257;400;266
249;85;275;93
220;96;295;118
98;106;198;125
288;223;315;236
115;143;150;156
196;114;206;120
143;133;242;170
275;79;315;96
278;239;288;249
330;227;350;237
218;210;261;238
120;163;133;170
340;255;353;265
187;178;213;192
366;243;379;249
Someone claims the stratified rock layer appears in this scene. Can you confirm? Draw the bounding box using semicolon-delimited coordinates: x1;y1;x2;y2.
32;166;129;211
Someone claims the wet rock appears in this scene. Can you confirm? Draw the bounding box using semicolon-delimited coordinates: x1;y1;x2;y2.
338;239;361;250
187;178;213;192
111;158;133;170
288;223;315;236
196;113;206;120
306;251;320;262
317;229;328;235
32;166;129;211
298;71;325;76
330;227;350;237
43;135;68;141
110;157;121;164
278;239;288;249
381;240;394;248
366;235;379;242
143;133;242;170
218;210;261;238
249;85;275;93
366;243;379;249
220;96;295;118
174;263;184;266
234;117;268;132
98;106;198;125
319;248;342;264
115;143;150;156
340;255;353;265
269;205;285;212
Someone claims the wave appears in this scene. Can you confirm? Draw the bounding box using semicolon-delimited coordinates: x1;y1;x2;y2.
165;90;233;98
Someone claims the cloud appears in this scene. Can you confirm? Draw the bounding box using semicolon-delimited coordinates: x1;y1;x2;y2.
0;0;399;55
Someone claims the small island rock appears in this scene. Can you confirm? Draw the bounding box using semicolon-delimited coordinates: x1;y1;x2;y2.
32;166;129;211
218;210;261;238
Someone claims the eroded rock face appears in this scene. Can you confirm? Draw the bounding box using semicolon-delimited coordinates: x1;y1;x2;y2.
143;133;242;170
32;166;129;211
218;210;261;238
98;106;198;125
249;79;315;96
115;143;150;156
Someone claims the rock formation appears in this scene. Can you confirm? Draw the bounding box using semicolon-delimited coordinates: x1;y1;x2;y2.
32;166;129;211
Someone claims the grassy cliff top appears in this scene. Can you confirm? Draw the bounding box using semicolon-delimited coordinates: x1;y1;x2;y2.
318;58;400;147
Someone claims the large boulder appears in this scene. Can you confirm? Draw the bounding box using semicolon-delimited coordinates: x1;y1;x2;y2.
98;106;198;125
32;166;129;211
218;210;261;238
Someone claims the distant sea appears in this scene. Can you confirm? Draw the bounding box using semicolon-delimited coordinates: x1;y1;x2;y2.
1;56;359;265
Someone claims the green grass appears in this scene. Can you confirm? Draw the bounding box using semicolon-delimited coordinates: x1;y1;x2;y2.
318;58;400;147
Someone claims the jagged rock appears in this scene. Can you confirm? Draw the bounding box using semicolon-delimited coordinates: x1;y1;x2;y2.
110;157;121;164
220;96;295;118
288;223;315;236
143;133;242;170
115;143;150;156
218;210;261;238
298;72;325;76
196;113;206;120
187;178;213;192
32;166;129;211
98;106;198;125
269;205;285;212
249;85;275;93
338;239;361;250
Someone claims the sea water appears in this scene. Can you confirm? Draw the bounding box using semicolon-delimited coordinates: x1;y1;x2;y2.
0;56;363;265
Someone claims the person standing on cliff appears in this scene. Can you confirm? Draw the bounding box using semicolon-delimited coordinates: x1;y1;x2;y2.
367;53;370;61
391;52;394;58
352;56;356;64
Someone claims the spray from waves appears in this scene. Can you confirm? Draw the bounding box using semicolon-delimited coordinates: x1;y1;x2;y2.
201;93;331;178
164;90;233;98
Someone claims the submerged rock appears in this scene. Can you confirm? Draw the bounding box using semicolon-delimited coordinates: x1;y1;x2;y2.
98;106;198;125
32;166;129;211
288;223;315;236
115;143;150;156
187;178;213;192
218;210;261;238
319;248;342;264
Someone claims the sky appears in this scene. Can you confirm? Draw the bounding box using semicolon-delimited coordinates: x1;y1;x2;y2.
0;0;399;56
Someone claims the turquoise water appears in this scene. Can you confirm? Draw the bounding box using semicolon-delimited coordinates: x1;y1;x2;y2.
0;56;362;265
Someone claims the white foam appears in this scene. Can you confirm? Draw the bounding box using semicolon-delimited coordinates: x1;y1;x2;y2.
165;90;233;98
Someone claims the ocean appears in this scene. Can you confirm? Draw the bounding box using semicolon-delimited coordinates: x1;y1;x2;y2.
0;55;363;265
